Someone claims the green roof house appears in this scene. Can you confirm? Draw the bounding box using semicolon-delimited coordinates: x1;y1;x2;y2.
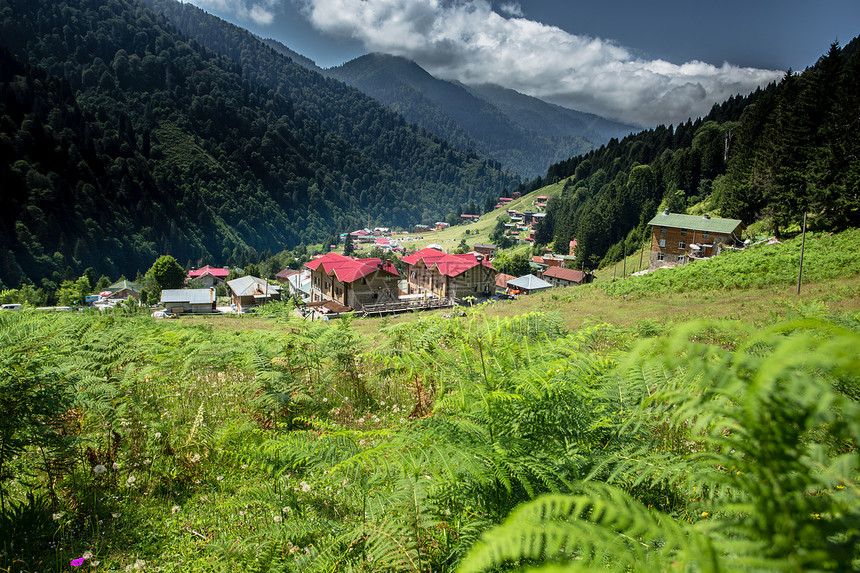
646;210;743;269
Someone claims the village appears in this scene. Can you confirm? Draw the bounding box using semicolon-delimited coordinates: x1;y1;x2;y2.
125;189;744;320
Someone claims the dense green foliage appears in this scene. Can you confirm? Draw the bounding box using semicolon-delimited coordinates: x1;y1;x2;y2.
536;38;860;267
0;0;516;289
1;281;857;571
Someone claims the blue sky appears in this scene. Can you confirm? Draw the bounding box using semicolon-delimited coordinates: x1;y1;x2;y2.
179;0;860;127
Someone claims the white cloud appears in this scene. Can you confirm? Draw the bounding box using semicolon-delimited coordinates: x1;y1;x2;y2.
297;0;782;126
181;0;276;27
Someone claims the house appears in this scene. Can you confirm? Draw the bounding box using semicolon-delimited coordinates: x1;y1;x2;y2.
473;243;497;259
227;276;281;312
305;253;400;311
532;254;565;268
402;247;496;300
647;211;744;269
187;265;230;287
495;273;516;294
274;268;300;283
499;197;515;204
506;274;553;295
107;279;142;300
160;288;217;314
569;239;578;256
414;224;432;233
535;195;549;206
542;267;591;288
460;214;481;224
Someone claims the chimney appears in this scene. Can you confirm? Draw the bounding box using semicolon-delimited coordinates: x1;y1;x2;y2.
663;209;669;215
704;213;711;219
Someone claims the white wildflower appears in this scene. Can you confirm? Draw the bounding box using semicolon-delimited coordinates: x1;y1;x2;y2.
216;475;224;481
112;462;120;470
171;506;180;514
190;453;200;463
154;432;161;439
126;475;136;486
273;515;282;523
300;481;311;492
53;512;65;521
93;464;106;475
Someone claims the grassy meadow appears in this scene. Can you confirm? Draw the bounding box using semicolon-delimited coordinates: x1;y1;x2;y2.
1;229;859;572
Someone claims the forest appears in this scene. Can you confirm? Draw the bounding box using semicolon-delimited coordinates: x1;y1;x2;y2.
1;228;859;572
0;0;517;291
530;39;859;268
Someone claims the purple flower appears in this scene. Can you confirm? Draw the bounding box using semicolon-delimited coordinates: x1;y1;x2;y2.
71;557;85;566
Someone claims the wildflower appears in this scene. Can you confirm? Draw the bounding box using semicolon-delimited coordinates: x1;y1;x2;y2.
53;512;65;521
111;513;121;519
282;506;291;513
701;512;709;518
216;475;224;481
133;558;146;569
154;432;161;439
112;462;120;470
273;515;282;523
190;453;201;463
300;481;311;492
90;560;100;567
126;475;136;486
93;465;107;475
171;506;180;514
240;464;248;470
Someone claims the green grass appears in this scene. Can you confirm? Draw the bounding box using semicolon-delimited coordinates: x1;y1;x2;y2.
2;227;859;572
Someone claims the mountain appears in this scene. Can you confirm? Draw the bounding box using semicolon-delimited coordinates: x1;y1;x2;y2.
0;0;518;289
325;53;634;179
534;38;860;267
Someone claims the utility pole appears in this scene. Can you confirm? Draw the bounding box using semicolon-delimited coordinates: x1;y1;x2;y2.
796;212;807;295
623;243;627;278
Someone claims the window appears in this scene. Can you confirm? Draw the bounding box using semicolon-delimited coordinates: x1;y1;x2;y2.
677;255;685;262
679;241;686;249
658;239;666;248
660;227;667;234
702;231;710;239
681;228;687;235
657;253;665;261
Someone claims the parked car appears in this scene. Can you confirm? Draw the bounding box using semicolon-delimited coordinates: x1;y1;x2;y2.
151;310;176;319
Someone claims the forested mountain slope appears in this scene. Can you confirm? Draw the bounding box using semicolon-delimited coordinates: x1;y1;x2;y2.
326;53;624;179
534;38;860;267
0;0;516;289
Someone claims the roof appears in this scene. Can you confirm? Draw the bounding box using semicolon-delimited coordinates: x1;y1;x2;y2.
473;243;496;250
647;212;743;234
274;268;300;282
188;265;230;279
305;252;399;283
161;288;215;305
402;248;494;277
507;274;552;290
495;273;516;288
108;279;142;293
227;276;281;297
543;267;586;283
305;300;352;314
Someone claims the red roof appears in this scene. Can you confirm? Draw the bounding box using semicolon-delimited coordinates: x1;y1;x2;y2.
543;266;586;283
569;239;578;254
188;265;229;279
402;248;494;277
305;252;399;283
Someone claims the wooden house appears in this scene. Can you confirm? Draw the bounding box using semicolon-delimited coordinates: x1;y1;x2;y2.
647;211;744;269
160;288;217;314
187;265;229;287
305;253;400;311
402;248;496;300
227;276;281;312
541;267;591;288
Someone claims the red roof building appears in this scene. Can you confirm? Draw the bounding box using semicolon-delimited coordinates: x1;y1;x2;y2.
187;265;230;287
305;253;400;311
541;266;591;287
402;248;496;300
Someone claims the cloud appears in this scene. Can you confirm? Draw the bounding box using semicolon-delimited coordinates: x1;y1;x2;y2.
297;0;782;126
181;0;276;26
